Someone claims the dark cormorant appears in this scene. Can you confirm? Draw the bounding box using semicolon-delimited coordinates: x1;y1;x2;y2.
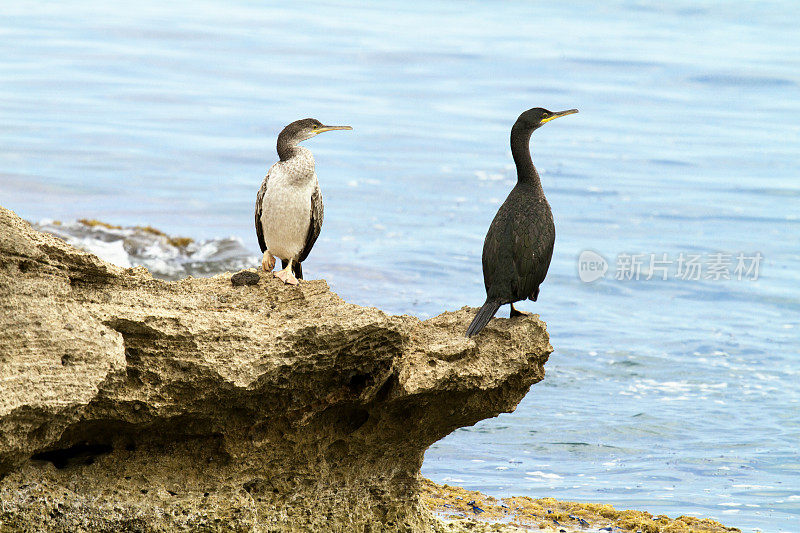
255;118;351;285
466;107;578;337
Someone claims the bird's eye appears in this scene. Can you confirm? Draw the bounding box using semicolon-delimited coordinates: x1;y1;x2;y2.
312;124;318;129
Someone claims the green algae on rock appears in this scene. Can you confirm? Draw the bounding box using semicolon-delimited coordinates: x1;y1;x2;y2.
421;479;740;533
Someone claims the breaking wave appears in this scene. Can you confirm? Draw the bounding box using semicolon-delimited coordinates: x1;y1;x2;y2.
34;219;259;281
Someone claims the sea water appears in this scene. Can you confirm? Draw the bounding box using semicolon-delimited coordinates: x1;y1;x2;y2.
2;2;799;531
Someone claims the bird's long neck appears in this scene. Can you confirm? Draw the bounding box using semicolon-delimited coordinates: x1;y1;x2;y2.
276;145;316;186
277;131;299;161
510;126;544;195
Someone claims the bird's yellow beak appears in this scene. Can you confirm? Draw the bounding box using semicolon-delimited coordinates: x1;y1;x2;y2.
540;109;579;124
315;125;353;134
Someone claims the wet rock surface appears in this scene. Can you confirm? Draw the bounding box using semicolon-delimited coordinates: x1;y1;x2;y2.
0;206;551;532
422;480;740;533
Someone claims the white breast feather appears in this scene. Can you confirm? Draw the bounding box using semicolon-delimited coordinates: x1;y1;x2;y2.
259;150;317;262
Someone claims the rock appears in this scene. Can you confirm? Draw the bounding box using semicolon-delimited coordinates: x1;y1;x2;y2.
230;269;260;286
422;480;740;533
0;206;552;532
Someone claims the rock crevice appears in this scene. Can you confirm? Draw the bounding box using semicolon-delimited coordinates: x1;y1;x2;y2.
0;206;552;532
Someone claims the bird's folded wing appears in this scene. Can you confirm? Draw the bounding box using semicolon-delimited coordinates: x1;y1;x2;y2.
254;171;271;253
298;185;324;263
512;214;554;300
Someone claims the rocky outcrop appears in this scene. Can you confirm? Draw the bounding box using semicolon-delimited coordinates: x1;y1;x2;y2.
0;206;552;532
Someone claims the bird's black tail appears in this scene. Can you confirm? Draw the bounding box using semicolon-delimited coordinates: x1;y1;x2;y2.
466;299;501;338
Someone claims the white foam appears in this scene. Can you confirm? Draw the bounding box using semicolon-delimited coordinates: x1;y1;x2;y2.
524;471;562;480
78;238;132;268
34;219;258;281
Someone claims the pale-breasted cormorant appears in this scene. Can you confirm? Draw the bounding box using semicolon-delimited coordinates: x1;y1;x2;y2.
466;107;578;337
255;118;351;285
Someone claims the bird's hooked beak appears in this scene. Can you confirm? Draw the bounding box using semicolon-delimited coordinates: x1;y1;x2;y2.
314;125;353;134
540;109;579;125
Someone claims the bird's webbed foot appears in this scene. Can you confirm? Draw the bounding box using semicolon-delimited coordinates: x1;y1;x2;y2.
510;304;530;317
262;251;276;272
275;261;299;285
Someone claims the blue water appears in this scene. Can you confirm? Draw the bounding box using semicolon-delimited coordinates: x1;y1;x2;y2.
2;2;799;531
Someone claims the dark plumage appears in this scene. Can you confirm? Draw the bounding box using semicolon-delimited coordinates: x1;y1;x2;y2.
466;107;578;337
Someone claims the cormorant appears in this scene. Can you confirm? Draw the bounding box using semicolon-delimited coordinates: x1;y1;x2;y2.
255;118;351;285
466;107;578;337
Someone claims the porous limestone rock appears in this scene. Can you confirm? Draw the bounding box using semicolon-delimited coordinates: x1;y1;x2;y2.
0;206;552;532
